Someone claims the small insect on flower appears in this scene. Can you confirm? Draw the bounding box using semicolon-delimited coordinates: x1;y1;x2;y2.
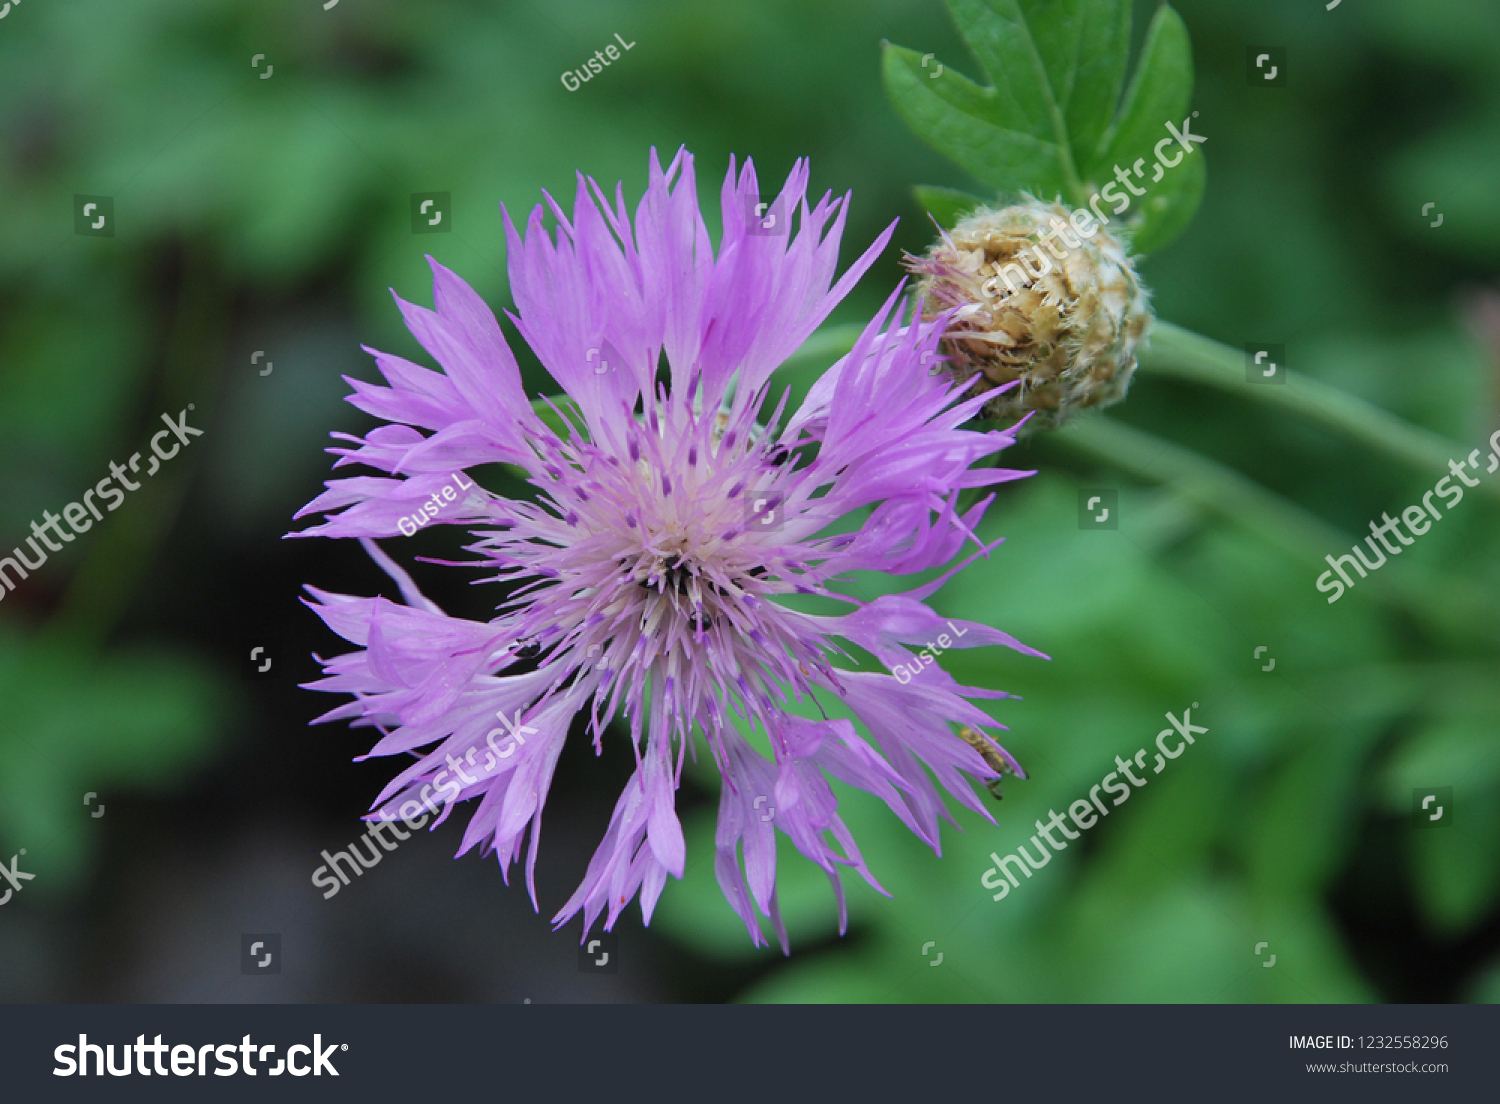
956;724;1024;800
292;148;1046;952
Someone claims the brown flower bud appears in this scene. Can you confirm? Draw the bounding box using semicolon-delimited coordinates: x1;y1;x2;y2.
906;198;1153;430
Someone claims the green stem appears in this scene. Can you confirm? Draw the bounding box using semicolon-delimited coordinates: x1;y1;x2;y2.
1049;415;1500;628
1055;415;1346;559
1138;323;1500;502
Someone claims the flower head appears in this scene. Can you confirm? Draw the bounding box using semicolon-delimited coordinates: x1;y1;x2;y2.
293;149;1044;949
906;198;1153;430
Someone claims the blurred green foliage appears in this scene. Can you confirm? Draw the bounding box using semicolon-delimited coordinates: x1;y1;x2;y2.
1;0;1498;1001
0;631;226;894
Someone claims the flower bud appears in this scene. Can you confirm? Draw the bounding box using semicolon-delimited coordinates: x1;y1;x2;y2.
906;198;1153;430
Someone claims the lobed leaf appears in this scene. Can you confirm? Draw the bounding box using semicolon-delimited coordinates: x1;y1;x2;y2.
1084;5;1203;254
882;43;1069;197
884;0;1204;253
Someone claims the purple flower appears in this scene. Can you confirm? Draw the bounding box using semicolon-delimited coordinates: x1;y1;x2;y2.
293;148;1044;950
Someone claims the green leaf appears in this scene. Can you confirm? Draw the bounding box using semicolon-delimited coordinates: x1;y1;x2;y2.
1087;6;1193;180
1117;148;1205;255
912;185;990;229
884;1;1203;252
1083;5;1203;254
953;0;1131;176
882;0;1130;200
881;43;1071;198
